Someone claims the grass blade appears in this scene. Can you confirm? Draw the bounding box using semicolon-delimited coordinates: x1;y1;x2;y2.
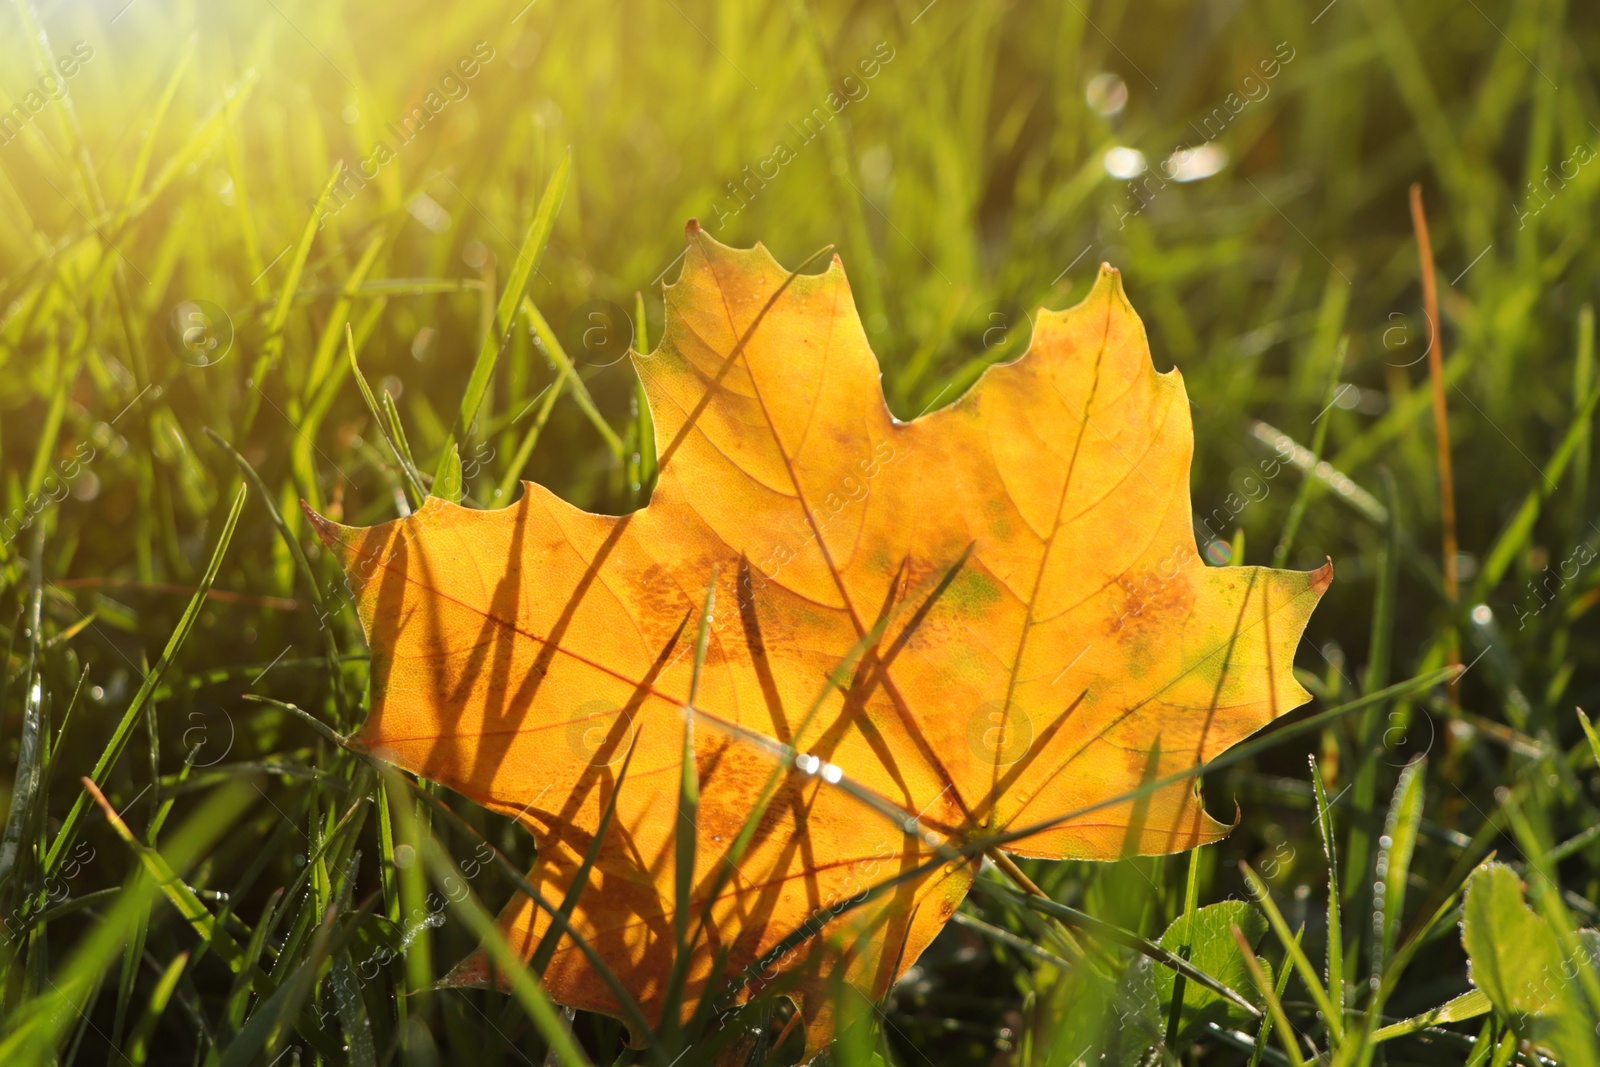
239;162;343;438
346;323;427;507
435;148;571;487
126;950;188;1067
1369;755;1427;1034
527;734;638;977
493;372;569;502
1577;708;1600;770
376;765;595;1067
633;289;658;498
0;529;45;894
522;295;625;460
1310;756;1345;1028
1370;989;1490;1043
661;571;717;1041
974;880;1261;1021
1249;924;1300;1067
0;780;257;1059
1272;336;1346;568
81;777;250;974
42;484;248;878
1238;862;1342;1042
1165;843;1205;1048
1234;924;1306;1067
398;778;663;1056
204;428;351;724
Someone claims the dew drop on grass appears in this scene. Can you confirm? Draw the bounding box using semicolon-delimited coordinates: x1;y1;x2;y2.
1164;144;1228;182
72;472;100;502
1103;146;1146;180
1086;72;1128;116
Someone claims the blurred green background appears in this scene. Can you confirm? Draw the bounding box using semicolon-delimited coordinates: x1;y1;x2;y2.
4;0;1600;1063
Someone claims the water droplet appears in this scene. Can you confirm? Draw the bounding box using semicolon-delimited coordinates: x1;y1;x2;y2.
1163;144;1228;182
1103;146;1146;180
1085;73;1128;116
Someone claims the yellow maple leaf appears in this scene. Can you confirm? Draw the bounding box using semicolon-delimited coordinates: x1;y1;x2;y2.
308;223;1330;1056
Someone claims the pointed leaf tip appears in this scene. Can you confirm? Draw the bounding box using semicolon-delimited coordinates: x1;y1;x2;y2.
300;501;338;547
440;949;497;990
1091;262;1127;301
1311;559;1334;595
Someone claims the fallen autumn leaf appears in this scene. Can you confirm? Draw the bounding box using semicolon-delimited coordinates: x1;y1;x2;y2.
308;222;1331;1056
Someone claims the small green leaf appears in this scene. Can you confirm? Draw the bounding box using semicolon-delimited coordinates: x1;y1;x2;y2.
1461;862;1600;1067
1101;961;1164;1067
1154;900;1268;1040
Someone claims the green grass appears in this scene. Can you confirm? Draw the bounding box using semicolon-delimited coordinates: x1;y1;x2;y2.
3;0;1600;1062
